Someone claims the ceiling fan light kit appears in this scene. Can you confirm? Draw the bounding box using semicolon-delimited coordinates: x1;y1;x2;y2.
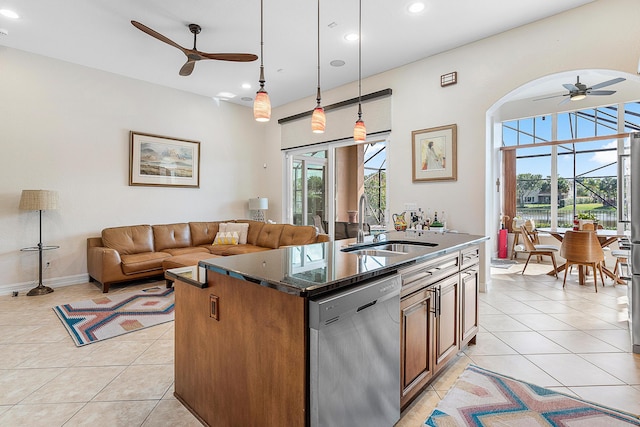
253;0;271;122
311;0;326;134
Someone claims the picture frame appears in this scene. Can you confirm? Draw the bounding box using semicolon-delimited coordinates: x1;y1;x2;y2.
412;124;457;182
129;131;200;188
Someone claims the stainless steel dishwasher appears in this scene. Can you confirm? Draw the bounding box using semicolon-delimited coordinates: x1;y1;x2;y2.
309;273;401;427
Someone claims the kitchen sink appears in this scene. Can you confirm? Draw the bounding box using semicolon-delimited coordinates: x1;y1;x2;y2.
346;248;407;257
341;240;438;256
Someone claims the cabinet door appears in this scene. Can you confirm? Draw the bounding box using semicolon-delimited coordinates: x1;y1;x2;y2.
400;287;434;407
434;275;459;373
460;267;479;347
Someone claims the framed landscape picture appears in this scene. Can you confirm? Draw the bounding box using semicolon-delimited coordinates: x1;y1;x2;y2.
129;131;200;188
412;124;457;182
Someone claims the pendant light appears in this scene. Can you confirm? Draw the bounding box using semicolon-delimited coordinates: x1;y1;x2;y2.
311;0;326;133
353;0;366;142
253;0;271;122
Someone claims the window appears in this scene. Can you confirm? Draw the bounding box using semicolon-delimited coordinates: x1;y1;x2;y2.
284;134;389;240
502;102;640;230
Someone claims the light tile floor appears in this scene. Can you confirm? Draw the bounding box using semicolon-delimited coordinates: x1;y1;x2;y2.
0;262;638;426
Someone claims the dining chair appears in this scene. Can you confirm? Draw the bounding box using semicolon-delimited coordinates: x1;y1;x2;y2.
559;230;605;292
519;225;559;278
611;249;630;276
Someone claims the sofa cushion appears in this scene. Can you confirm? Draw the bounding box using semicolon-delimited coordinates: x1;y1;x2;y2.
220;222;249;244
209;244;236;256
162;252;220;270
222;245;272;255
255;224;285;249
161;246;210;256
235;220;264;245
280;224;318;246
120;252;170;274
153;223;192;252
102;225;154;255
189;222;223;246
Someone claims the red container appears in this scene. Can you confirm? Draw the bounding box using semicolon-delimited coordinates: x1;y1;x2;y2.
498;228;508;259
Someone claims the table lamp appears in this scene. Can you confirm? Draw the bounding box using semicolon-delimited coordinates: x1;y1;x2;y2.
19;190;59;296
249;197;268;222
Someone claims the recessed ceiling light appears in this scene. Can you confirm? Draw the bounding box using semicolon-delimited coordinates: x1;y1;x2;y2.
408;2;425;14
216;92;236;99
0;9;19;19
330;60;346;67
241;83;251;89
241;97;253;102
344;33;358;42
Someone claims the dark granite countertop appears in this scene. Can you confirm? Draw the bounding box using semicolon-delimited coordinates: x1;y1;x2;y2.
165;230;487;298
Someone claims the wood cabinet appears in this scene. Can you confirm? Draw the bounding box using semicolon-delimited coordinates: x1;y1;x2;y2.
173;273;307;427
460;246;480;347
399;245;479;409
433;274;459;371
400;284;435;407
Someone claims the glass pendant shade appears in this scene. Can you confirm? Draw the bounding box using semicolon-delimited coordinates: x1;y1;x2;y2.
353;118;366;142
311;106;326;133
253;89;271;122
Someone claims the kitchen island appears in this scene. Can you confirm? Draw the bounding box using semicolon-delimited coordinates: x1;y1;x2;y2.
166;231;487;427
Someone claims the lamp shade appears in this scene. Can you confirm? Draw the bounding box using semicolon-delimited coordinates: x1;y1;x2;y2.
249;197;268;210
354;119;366;142
253;90;271;122
19;190;59;211
311;107;326;133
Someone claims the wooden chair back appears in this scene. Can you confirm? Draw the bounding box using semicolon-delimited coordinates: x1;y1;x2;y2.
581;222;595;231
559;230;604;263
519;225;538;252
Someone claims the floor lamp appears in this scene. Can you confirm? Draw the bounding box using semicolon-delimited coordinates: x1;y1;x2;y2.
19;190;59;296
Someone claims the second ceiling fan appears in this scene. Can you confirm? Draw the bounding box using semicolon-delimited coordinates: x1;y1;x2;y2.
535;75;626;105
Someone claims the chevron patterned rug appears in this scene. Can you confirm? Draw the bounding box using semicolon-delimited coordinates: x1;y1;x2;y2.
53;286;174;346
425;364;640;426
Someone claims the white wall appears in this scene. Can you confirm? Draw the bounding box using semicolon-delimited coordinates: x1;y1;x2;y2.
0;47;265;294
260;0;640;287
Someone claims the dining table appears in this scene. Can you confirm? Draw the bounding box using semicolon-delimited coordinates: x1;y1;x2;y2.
537;227;629;285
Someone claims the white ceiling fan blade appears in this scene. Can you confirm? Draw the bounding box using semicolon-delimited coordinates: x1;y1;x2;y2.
559;97;572;105
589;77;625;90
563;83;578;92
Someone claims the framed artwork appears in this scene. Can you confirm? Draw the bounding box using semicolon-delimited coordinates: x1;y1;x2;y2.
411;124;457;182
129;131;200;188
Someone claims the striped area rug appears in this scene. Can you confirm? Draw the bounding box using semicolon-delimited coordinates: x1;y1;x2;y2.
425;364;640;426
53;286;174;346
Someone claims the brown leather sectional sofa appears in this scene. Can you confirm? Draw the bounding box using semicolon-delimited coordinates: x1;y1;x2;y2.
87;220;329;293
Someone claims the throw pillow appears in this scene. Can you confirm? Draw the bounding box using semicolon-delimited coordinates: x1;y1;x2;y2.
213;231;239;245
219;222;249;244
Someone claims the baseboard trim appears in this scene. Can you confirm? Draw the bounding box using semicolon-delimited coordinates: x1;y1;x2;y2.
0;274;90;296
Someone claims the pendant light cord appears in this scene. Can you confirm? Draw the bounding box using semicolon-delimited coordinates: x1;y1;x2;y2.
357;0;362;119
259;0;265;89
316;0;321;105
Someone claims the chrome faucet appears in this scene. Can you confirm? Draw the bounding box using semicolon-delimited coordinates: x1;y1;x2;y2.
357;193;366;243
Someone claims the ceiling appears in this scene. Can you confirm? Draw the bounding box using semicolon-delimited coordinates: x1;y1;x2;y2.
0;0;598;108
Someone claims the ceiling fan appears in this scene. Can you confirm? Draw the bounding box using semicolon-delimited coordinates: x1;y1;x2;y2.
534;76;626;105
131;20;258;76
